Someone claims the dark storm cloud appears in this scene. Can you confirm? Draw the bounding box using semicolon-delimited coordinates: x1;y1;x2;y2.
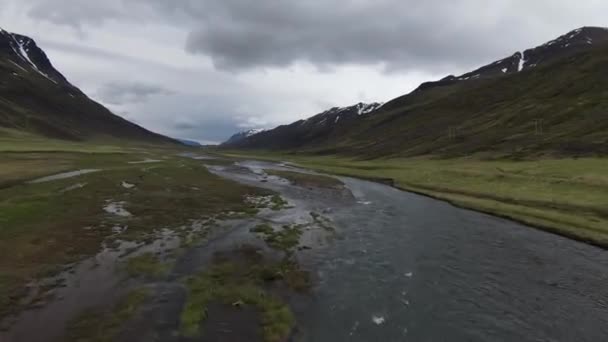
97;82;173;105
182;0;508;71
23;0;608;73
42;39;147;64
17;0;522;73
27;1;125;28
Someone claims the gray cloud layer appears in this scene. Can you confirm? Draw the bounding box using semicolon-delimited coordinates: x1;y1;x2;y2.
22;0;608;73
97;82;173;105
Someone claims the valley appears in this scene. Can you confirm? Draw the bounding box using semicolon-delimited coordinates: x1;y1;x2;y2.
1;19;608;341
4;145;608;341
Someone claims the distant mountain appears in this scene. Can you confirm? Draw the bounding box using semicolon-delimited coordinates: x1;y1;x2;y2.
222;27;608;158
0;28;175;144
223;128;267;145
177;139;202;147
221;103;383;149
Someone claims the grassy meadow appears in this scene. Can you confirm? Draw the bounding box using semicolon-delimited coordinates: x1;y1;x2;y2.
0;138;272;319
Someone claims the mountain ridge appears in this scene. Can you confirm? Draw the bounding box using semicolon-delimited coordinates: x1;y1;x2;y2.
416;26;608;91
221;102;383;149
221;26;608;158
0;28;176;144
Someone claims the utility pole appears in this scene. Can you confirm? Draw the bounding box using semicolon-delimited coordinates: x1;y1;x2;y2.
533;119;544;135
448;126;458;140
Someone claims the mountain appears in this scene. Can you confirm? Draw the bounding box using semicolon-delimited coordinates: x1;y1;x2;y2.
221;103;383;149
223;128;267;145
0;28;175;144
417;26;608;91
222;27;608;158
177;138;202;147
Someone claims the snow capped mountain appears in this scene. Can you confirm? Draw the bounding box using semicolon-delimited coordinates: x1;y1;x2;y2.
221;26;608;156
307;102;384;125
0;28;175;143
224;128;267;145
417;26;608;91
221;102;384;148
244;128;266;136
0;28;76;89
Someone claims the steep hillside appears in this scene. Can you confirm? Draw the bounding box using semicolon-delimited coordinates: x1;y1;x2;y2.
222;103;383;150
224;128;267;145
225;27;608;158
0;28;175;144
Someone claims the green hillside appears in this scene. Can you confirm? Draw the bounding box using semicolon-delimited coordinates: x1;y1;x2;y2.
226;27;608;159
0;29;176;145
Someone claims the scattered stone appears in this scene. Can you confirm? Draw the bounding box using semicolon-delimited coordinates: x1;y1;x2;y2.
121;181;135;189
103;201;132;217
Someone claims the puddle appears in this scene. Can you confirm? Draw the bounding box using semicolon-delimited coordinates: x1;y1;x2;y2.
372;315;386;325
121;181;135;189
177;152;217;160
28;169;101;183
103;201;132;217
59;183;87;193
128;159;162;164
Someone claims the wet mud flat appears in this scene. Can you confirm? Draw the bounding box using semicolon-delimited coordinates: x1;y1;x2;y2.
1;157;348;342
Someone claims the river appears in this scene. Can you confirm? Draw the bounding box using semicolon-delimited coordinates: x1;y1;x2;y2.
220;160;608;342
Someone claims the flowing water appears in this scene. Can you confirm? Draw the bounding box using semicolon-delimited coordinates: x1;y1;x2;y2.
219;160;608;342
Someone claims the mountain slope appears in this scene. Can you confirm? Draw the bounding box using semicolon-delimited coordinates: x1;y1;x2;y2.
221;103;383;150
224;129;267;145
0;28;175;144
223;27;608;158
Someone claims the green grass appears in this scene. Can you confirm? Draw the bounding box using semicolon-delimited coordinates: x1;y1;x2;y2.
310;212;335;232
251;223;303;254
251;223;274;235
179;246;304;341
223;151;608;248
0;149;271;318
124;253;171;278
269;194;289;210
265;169;343;189
66;288;150;342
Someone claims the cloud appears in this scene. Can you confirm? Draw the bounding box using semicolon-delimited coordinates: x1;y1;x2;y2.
18;0;608;74
26;0;127;28
96;82;173;105
159;0;608;72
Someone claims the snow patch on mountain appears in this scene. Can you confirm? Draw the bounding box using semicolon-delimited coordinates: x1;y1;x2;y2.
517;51;526;72
356;102;383;115
223;128;267;145
244;128;265;136
322;102;384;117
15;37;57;84
1;30;59;84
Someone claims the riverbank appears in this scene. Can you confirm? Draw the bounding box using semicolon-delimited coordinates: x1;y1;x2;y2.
219;151;608;248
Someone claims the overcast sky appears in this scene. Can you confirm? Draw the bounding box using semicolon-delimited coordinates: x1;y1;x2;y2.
1;1;606;143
